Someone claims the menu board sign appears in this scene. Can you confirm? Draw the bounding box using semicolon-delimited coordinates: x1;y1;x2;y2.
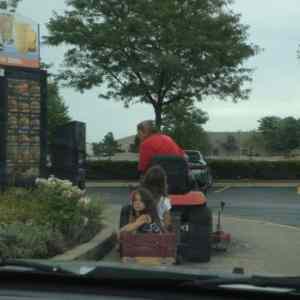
6;78;41;181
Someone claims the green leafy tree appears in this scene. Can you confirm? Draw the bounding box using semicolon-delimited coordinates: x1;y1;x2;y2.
258;116;282;153
258;116;300;155
47;81;72;144
280;117;300;154
162;100;211;154
242;131;265;156
92;142;104;157
45;0;259;129
101;132;122;158
40;62;72;144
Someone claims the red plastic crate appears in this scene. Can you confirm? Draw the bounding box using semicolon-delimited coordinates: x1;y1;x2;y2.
120;233;176;265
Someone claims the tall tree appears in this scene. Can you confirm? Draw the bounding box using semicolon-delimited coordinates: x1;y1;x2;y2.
92;142;104;157
45;0;259;129
101;132;122;158
258;116;300;154
162;100;211;154
47;81;72;144
242;130;265;156
39;62;72;144
280;117;300;154
258;116;283;154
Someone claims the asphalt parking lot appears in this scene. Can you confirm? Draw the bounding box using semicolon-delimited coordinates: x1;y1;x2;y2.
87;185;300;275
87;186;300;227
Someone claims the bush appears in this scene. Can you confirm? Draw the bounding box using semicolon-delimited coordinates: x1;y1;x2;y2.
0;223;65;259
0;189;46;225
208;160;300;180
33;177;86;241
87;160;139;180
0;177;105;258
77;198;105;243
86;159;300;180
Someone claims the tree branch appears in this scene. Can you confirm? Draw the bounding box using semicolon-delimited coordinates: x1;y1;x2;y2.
157;69;165;104
160;76;177;103
104;68;126;88
135;71;156;105
116;47;156;106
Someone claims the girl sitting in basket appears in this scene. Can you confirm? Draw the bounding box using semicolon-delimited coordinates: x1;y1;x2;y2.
142;165;173;232
120;187;164;234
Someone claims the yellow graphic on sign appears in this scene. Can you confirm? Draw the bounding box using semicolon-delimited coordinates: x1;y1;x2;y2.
0;13;40;68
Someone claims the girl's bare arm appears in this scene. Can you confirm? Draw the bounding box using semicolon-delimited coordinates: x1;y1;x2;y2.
120;215;148;233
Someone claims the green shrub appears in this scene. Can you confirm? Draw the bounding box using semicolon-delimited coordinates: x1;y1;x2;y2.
86;159;300;180
33;177;87;241
208;160;300;180
0;177;105;258
0;189;46;225
77;197;105;243
0;223;65;259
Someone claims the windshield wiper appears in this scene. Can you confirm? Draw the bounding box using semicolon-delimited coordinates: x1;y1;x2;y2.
0;259;76;276
85;264;219;282
183;275;300;291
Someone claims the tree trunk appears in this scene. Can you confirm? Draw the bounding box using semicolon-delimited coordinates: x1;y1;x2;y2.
154;105;162;130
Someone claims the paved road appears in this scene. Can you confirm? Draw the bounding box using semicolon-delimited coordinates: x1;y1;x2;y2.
87;186;300;227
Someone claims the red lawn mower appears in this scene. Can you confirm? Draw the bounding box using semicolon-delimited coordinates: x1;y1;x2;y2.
119;155;231;265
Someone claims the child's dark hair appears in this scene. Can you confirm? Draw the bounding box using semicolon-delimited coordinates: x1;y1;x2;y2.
142;165;168;203
131;187;158;219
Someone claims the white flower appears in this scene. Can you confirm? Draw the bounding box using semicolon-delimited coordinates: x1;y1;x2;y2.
79;196;91;205
35;177;48;186
83;217;89;226
62;180;73;187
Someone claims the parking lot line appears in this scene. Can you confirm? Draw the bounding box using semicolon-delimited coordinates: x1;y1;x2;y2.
214;186;231;193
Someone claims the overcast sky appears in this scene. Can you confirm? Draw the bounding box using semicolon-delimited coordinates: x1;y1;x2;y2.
17;0;300;142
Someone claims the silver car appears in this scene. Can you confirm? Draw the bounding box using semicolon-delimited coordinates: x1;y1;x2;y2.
184;150;213;191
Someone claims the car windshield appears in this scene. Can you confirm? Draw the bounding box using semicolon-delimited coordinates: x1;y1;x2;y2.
1;0;300;286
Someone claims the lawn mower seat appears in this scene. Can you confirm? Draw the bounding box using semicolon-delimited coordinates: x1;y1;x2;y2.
150;155;191;195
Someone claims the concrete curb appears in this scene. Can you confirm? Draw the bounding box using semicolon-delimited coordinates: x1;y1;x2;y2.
52;225;117;261
86;180;300;188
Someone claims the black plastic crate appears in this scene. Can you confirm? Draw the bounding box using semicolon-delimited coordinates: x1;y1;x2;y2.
171;205;212;263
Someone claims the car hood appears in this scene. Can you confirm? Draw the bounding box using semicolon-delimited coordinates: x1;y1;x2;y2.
1;260;299;294
17;259;285;280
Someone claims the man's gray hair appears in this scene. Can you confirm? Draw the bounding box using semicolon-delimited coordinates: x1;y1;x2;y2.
137;120;159;135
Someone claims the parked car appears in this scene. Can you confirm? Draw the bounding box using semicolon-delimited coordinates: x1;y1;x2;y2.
184;150;213;191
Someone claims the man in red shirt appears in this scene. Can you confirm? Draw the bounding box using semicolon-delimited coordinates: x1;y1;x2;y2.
137;120;185;174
